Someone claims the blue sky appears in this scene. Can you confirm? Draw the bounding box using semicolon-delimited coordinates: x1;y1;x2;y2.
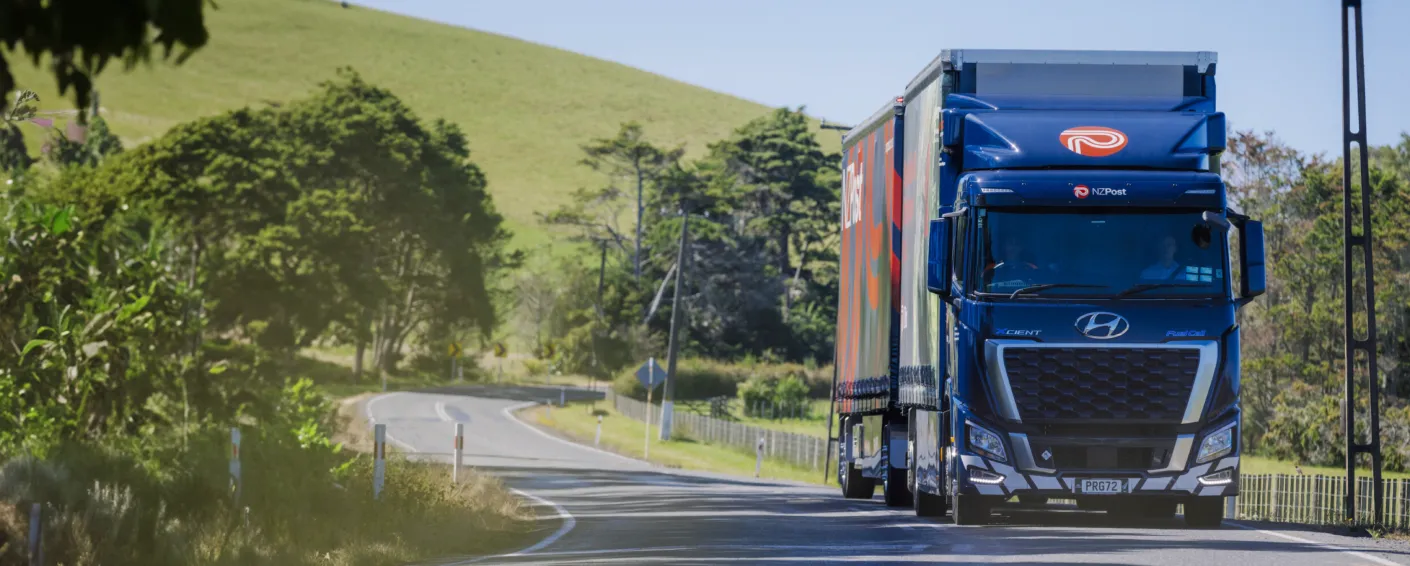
350;0;1409;157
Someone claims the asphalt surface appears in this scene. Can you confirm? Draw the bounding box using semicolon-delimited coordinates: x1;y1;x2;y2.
364;385;1410;565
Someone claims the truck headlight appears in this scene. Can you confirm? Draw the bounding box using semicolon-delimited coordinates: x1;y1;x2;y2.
966;421;1006;462
1196;423;1235;464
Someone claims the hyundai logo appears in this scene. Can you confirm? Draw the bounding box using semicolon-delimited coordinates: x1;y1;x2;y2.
1075;312;1130;340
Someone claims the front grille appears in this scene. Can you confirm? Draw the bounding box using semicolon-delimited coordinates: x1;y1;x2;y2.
1050;446;1165;470
1002;346;1201;422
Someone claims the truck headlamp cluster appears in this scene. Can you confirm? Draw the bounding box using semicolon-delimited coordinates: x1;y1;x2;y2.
966;421;1007;462
1196;423;1236;464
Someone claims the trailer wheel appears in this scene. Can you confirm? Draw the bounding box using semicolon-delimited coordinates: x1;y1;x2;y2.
1182;498;1224;528
841;461;875;499
952;493;990;525
881;422;912;507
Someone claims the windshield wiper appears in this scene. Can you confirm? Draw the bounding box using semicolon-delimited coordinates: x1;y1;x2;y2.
1007;283;1107;299
1115;282;1208;298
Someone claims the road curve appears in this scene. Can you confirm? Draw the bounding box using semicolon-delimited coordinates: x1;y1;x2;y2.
364;385;1410;565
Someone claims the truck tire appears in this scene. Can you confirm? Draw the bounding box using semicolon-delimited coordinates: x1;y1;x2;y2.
841;462;875;499
882;422;912;507
1182;498;1224;528
952;493;990;525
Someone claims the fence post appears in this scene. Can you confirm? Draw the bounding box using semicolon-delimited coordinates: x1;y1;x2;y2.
373;423;386;500
453;422;464;484
28;502;41;566
756;436;765;478
230;427;242;507
595;415;603;447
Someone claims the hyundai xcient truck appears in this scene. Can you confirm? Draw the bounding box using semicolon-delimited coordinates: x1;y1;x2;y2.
831;49;1266;527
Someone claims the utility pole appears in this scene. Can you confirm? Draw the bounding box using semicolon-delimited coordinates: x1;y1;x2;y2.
1340;0;1382;525
592;238;609;392
660;206;690;440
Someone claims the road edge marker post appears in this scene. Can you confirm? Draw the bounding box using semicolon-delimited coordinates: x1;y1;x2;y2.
595;415;603;447
230;427;242;507
27;502;41;566
453;422;464;484
756;436;765;478
373;424;386;500
560;386;566;407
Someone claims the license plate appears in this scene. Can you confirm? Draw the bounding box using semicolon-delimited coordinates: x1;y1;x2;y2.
1077;479;1128;494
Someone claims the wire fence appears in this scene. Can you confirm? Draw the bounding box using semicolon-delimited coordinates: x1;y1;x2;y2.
608;391;836;471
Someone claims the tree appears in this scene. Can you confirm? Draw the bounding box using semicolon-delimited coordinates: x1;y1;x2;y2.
0;89;38;173
572;122;683;280
1;0;209;116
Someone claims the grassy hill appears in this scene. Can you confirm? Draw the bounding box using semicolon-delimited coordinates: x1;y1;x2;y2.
7;0;838;250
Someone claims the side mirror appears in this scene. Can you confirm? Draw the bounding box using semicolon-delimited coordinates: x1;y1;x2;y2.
927;218;952;296
1239;219;1266;299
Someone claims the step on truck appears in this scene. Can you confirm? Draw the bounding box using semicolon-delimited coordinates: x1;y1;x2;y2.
831;49;1266;527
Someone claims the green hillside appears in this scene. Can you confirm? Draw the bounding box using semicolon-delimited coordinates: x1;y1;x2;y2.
7;0;838;249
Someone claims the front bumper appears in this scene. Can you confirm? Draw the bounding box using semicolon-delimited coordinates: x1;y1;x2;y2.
958;452;1240;499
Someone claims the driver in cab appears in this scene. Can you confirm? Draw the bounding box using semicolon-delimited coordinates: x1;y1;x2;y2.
1140;235;1182;281
985;235;1040;285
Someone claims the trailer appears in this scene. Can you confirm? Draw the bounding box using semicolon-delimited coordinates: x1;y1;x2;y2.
832;49;1266;526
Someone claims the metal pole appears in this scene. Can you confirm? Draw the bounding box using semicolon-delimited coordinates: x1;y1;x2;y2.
756;436;765;477
1341;0;1383;525
660;209;689;440
373;424;386;500
453;422;464;484
592;239;608;392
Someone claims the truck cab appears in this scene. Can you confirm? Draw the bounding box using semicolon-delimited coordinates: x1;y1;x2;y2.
833;49;1266;528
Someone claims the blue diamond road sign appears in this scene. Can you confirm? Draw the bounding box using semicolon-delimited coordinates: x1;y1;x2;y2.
635;358;663;390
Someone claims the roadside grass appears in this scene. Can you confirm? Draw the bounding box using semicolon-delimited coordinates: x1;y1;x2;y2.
0;397;535;565
731;398;833;438
1240;455;1410;479
523;403;829;486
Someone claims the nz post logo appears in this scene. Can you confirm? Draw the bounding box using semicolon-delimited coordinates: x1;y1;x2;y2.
1059;126;1129;157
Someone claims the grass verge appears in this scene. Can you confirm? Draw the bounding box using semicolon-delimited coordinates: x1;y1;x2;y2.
522;402;828;486
0;394;537;565
1241;455;1410;479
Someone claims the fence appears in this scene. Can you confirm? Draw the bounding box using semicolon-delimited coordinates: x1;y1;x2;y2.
1233;473;1410;529
609;391;837;472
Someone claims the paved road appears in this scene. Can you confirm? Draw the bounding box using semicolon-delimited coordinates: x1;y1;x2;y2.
365;385;1410;565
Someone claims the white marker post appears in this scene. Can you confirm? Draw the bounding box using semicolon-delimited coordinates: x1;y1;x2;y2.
453;422;464;484
595;415;603;447
230;427;242;506
560;386;566;407
28;502;41;566
373;424;386;500
755;436;766;478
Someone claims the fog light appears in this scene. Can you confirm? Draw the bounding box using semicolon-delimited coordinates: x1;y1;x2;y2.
968;466;1005;485
1198;469;1234;486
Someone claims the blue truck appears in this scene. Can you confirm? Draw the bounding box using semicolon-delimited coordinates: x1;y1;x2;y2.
830;49;1266;527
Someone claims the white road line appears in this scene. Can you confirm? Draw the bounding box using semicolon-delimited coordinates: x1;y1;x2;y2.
435;401;453;422
1228;521;1401;566
364;392;419;452
500;401;649;466
502;488;577;556
367;393;580;563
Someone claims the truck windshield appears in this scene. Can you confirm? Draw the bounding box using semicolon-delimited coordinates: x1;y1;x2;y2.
976;209;1227;299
